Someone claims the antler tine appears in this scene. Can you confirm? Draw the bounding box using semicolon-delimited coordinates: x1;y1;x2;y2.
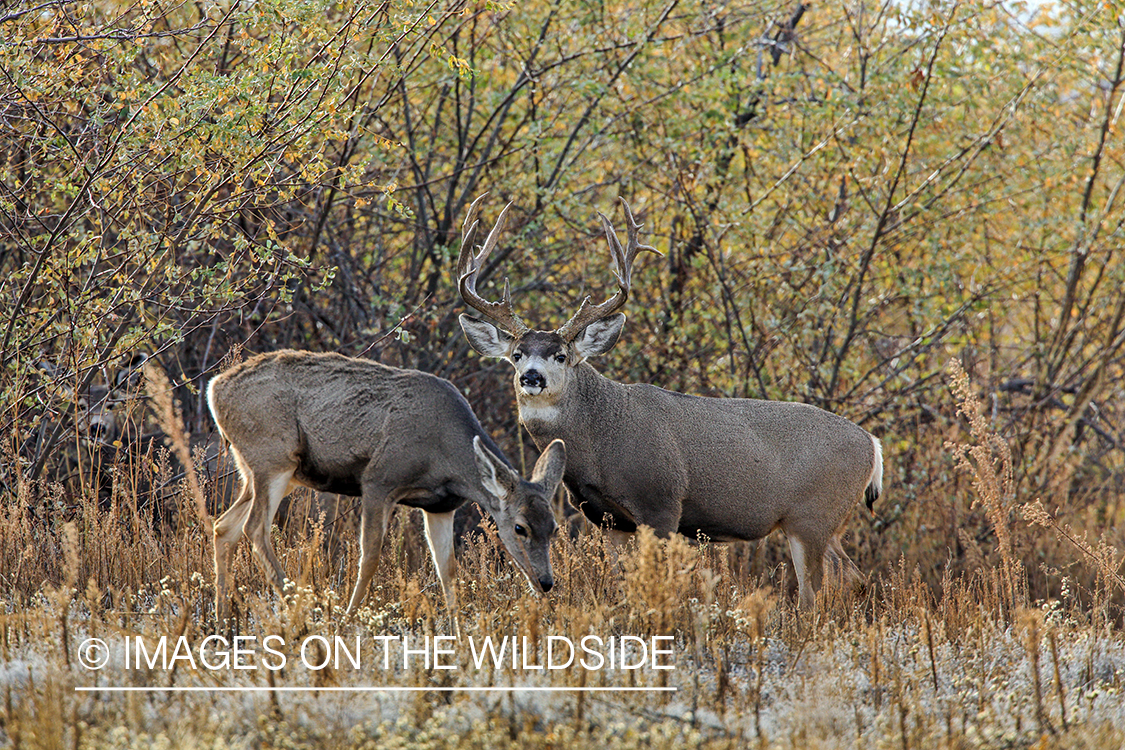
456;198;529;336
556;198;661;342
462;193;488;241
615;197;662;274
457;193;489;279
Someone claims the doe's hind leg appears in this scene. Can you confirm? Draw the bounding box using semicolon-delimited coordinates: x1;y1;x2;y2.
786;533;826;611
213;479;253;621
242;469;296;596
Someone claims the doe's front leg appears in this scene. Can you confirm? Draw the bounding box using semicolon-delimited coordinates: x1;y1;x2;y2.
423;509;459;637
345;484;396;616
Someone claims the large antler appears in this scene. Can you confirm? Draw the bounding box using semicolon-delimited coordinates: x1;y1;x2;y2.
555;198;661;342
457;194;530;337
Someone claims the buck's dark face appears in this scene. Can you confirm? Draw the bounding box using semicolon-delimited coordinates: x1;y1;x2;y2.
459;314;627;405
510;331;571;397
69;352;150;446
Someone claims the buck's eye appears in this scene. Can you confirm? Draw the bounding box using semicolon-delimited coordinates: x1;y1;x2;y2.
554;353;567;363
514;524;528;538
512;352;522;362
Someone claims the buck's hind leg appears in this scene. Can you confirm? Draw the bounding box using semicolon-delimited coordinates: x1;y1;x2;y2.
824;534;864;595
423;509;459;636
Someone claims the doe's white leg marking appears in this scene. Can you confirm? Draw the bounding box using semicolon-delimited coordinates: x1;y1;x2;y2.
787;536;809;609
212;479;253;622
245;468;296;591
424;510;458;633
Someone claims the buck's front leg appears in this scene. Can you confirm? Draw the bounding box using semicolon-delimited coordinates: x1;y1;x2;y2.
786;532;827;611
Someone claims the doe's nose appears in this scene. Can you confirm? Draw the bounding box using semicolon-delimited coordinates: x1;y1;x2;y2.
520;369;547;390
539;576;554;593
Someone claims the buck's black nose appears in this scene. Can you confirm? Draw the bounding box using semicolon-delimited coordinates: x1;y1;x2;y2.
539;576;554;593
520;369;547;390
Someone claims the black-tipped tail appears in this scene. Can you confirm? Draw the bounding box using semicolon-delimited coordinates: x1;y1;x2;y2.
865;435;884;513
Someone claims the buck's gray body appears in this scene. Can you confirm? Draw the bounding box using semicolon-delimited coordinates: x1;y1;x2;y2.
457;196;882;609
523;364;875;544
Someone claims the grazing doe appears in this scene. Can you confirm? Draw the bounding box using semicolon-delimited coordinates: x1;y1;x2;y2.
207;350;565;621
457;197;882;609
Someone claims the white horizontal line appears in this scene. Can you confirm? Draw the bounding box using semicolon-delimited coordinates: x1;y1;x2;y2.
75;686;677;693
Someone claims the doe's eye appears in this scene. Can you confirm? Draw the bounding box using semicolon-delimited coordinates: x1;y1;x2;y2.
512;352;522;362
554;353;566;363
514;524;528;538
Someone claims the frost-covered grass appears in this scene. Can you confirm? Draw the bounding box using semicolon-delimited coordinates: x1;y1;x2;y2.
3;365;1123;748
1;516;1123;750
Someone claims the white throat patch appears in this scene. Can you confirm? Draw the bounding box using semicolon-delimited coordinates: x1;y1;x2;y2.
519;402;560;425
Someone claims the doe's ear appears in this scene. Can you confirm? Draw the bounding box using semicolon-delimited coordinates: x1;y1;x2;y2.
114;352;150;391
572;313;626;360
460;314;516;359
472;436;516;503
530;439;566;492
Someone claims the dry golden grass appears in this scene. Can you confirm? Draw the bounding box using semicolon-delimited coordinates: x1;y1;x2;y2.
1;360;1123;749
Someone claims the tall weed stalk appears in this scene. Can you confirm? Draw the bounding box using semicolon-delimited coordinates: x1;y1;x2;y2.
946;358;1025;614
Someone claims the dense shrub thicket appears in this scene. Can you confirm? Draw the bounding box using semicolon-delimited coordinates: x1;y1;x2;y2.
2;0;1123;607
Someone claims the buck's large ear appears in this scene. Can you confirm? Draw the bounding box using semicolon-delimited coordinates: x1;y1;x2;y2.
531;439;566;492
473;436;516;503
573;313;626;360
460;314;516;359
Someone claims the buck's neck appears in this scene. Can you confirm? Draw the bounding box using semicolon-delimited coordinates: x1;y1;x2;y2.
516;362;623;442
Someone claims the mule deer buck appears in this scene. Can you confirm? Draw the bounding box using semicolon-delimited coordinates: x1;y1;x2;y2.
207;350;565;622
457;197;882;609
